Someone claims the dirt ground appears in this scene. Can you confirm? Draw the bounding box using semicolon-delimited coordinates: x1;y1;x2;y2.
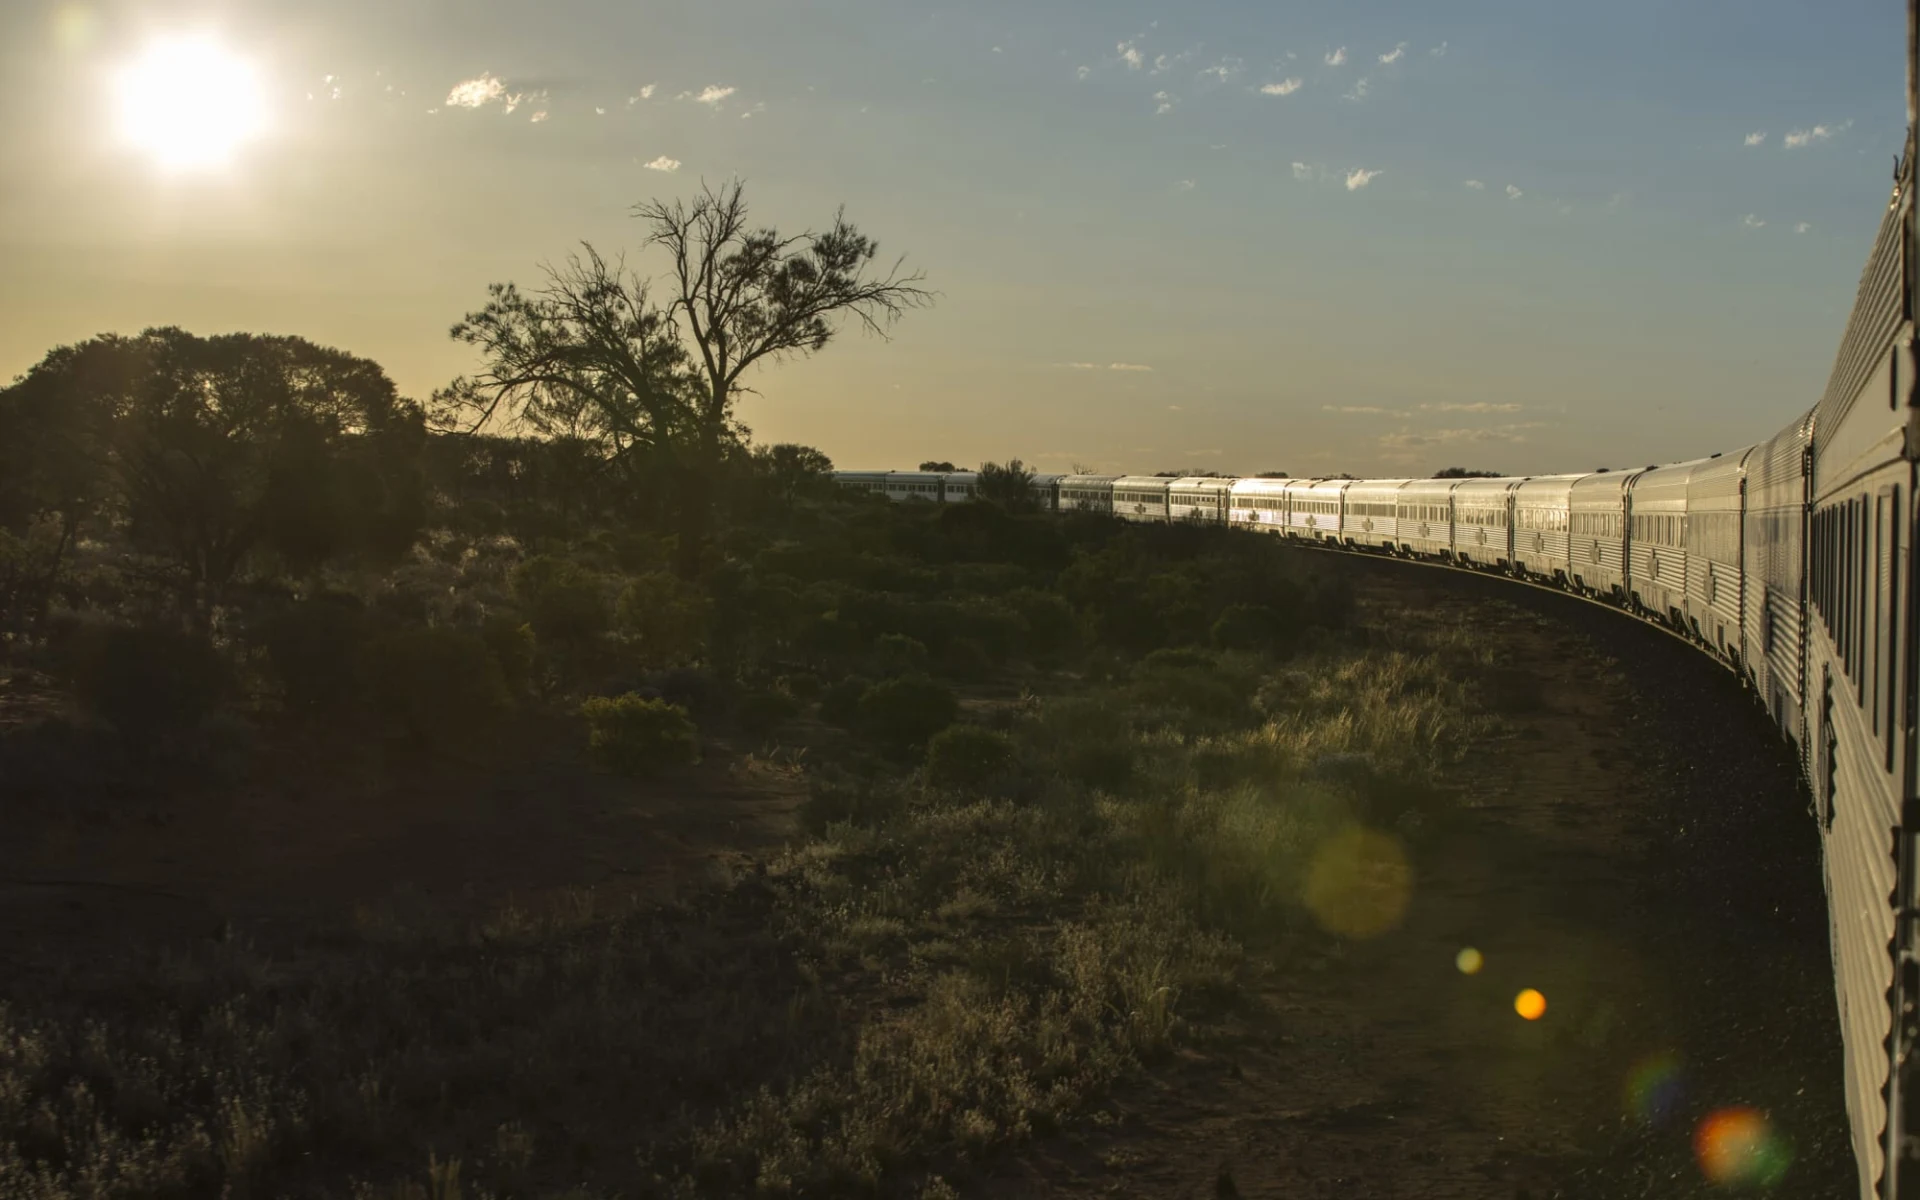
979;553;1857;1199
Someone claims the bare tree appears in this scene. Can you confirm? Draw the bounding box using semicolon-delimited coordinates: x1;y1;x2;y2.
634;179;934;571
436;246;697;467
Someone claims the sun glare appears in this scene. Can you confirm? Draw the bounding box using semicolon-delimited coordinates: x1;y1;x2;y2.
114;35;268;172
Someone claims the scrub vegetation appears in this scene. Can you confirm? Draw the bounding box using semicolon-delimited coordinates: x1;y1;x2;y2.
0;184;1501;1198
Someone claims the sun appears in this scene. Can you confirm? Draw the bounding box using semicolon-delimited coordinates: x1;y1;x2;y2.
114;35;269;172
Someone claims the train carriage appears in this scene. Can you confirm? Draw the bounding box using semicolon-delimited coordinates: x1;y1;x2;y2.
1111;476;1172;522
883;471;949;503
1512;474;1585;584
1057;474;1120;513
1743;412;1813;747
941;472;980;503
1343;479;1411;550
1452;477;1519;569
1804;155;1917;1196
1283;479;1348;541
1684;450;1755;664
1028;473;1065;512
1229;477;1290;533
1169;477;1233;524
1627;460;1701;626
836;470;890;497
1395;479;1459;558
1568;471;1636;599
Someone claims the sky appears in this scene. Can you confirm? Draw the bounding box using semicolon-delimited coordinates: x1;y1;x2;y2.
0;0;1907;478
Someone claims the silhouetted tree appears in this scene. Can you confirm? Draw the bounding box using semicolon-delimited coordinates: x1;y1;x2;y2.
918;460;957;472
1433;467;1504;478
753;443;837;506
636;180;934;573
977;459;1037;509
1255;471;1290;478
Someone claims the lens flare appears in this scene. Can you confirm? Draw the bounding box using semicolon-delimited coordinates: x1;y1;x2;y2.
113;34;270;172
1455;946;1483;974
1303;825;1411;939
1514;988;1546;1020
1625;1053;1684;1124
1695;1107;1792;1186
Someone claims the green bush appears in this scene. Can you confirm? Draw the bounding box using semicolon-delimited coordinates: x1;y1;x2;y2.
819;674;872;728
481;615;537;698
735;689;800;739
358;627;510;748
925;725;1016;790
1064;737;1136;791
1211;603;1294;655
579;693;701;776
260;595;369;717
858;675;959;748
871;632;930;677
510;555;610;646
1005;588;1078;661
70;624;228;747
615;571;709;667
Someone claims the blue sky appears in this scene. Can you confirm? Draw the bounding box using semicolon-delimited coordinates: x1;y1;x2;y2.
0;0;1905;476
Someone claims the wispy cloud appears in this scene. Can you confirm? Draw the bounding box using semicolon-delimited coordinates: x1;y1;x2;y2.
1795;221;1813;233
445;74;507;108
627;84;655;105
1290;161;1318;180
1118;39;1144;69
685;85;736;105
1345;167;1382;190
1153;90;1175;114
1343;76;1370;100
1744;131;1767;146
1505;184;1523;199
529;110;549;123
1783;120;1849;148
1741;213;1766;229
643;155;681;172
1199;57;1242;82
1075;65;1090;80
1184;448;1224;457
1423;401;1523;413
594;106;606;115
1110;362;1154;371
1323;405;1396;414
1429;41;1448;57
1174;178;1195;191
1380;424;1537;450
1378;42;1408;65
1464;179;1486;190
1325;46;1347;66
1260;78;1303;96
1055;362;1155;372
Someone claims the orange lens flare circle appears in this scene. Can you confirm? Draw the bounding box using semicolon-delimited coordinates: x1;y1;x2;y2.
1514;988;1546;1020
1694;1107;1793;1187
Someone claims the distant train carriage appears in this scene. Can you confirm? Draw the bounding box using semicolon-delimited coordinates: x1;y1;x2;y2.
1743;412;1812;746
1058;474;1120;513
836;470;890;498
1111;476;1172;522
1684;449;1755;664
1512;474;1584;584
1627;460;1702;627
883;472;949;502
1028;473;1065;512
1229;477;1290;533
1288;479;1349;541
1168;477;1233;524
1569;470;1637;599
1343;479;1410;550
1394;479;1459;558
1452;477;1519;570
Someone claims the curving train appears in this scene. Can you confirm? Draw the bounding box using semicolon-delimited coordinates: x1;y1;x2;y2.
837;30;1920;1193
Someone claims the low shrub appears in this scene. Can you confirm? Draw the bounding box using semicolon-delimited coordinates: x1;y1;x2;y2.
616;572;710;667
1005;588;1079;662
819;674;872;728
858;675;959;748
511;555;610;646
925;725;1017;791
1210;603;1292;655
579;693;701;776
777;671;823;701
481;615;537;698
358;627;510;749
871;632;929;677
260;595;369;716
69;623;228;747
736;689;800;739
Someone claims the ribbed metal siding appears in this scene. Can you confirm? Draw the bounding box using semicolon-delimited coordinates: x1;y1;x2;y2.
1744;415;1813;745
1816;195;1908;445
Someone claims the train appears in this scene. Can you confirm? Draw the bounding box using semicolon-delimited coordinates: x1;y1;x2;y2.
836;13;1920;1192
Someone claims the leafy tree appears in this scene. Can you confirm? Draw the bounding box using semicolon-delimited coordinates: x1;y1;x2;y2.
918;460;957;472
1;328;425;609
1433;467;1504;478
635;180;934;573
977;459;1037;510
752;443;836;507
1255;471;1289;478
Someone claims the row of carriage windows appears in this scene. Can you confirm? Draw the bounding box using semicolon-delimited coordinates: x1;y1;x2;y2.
1812;487;1901;768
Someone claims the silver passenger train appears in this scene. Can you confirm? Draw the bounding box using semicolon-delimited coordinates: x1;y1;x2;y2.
836;16;1920;1188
